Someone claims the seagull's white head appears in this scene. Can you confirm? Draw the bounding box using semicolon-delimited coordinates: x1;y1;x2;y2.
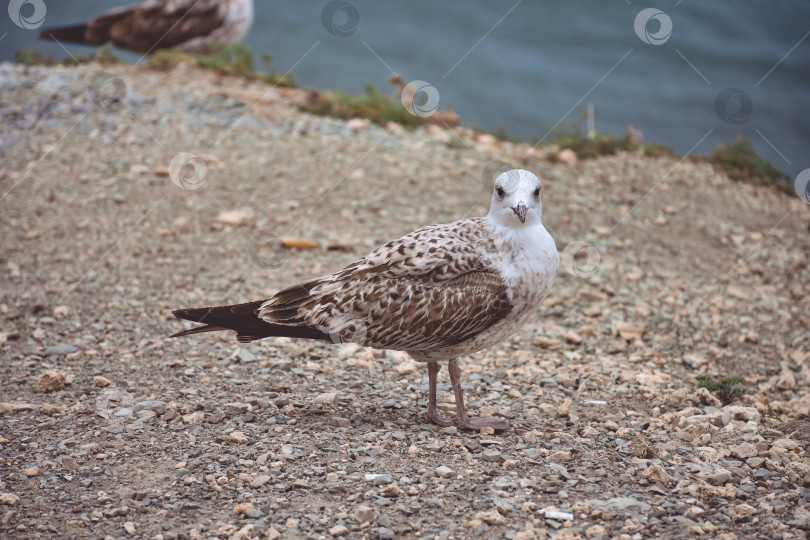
487;169;544;228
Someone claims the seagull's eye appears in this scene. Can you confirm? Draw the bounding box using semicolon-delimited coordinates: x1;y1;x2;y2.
533;187;541;198
495;186;505;198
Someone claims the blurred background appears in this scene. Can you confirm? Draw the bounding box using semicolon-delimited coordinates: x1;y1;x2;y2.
3;0;809;180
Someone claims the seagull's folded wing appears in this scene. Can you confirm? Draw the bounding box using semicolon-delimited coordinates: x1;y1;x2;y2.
259;221;513;351
87;0;227;53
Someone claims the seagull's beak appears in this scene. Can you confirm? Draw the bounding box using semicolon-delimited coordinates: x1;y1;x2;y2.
512;202;528;224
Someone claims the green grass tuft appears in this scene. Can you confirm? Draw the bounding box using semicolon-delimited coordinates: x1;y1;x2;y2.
146;48;195;69
14;49;57;66
539;116;789;194
145;44;295;87
15;44;120;67
195;42;254;78
536;110;677;161
259;53;296;87
94;43;126;65
709;136;790;190
695;375;749;405
60;53;94;66
299;83;423;128
642;142;678;158
549;131;640;159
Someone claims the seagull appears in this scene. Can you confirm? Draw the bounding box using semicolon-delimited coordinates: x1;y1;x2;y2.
38;0;253;55
171;169;559;431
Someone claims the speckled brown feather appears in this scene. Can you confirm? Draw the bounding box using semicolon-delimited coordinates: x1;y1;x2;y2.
259;218;513;351
39;0;252;54
94;1;225;52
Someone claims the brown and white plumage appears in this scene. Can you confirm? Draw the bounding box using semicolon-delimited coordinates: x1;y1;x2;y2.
38;0;253;54
260;220;513;352
172;169;559;430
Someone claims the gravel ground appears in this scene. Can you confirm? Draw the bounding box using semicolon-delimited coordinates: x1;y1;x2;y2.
1;62;810;540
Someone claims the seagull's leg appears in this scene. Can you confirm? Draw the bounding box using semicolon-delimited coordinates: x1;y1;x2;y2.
448;358;510;432
426;361;454;427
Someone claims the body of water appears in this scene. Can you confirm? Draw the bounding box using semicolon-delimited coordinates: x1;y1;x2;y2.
3;1;809;183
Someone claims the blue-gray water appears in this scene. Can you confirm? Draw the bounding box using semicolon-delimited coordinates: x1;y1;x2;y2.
3;1;809;182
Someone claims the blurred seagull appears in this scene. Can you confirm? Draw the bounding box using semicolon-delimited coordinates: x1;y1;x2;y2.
39;0;253;55
171;170;559;431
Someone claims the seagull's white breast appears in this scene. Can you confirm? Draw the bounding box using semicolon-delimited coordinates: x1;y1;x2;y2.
494;222;559;311
484;220;559;339
411;219;558;362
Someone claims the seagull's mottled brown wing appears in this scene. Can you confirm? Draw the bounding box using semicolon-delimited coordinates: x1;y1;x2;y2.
86;0;227;53
259;218;514;351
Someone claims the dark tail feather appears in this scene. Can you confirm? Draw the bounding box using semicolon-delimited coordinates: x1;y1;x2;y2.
39;24;93;46
170;300;330;343
169;324;228;339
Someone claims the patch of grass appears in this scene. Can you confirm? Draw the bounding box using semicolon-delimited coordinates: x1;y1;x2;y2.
299;83;423;128
14;49;57;66
536;112;677;161
146;44;295;87
15;49;90;66
15;44;121;67
94;43;126;65
61;52;94;66
695;375;749;405
196;42;255;78
551;130;639;159
642;142;678;158
539;127;789;194
709;136;790;190
259;53;295;87
146;48;195;69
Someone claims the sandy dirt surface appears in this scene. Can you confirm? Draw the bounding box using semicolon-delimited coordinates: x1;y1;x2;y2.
1;62;810;539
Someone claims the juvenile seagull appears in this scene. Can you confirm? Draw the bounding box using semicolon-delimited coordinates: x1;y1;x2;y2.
171;169;559;431
39;0;253;55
